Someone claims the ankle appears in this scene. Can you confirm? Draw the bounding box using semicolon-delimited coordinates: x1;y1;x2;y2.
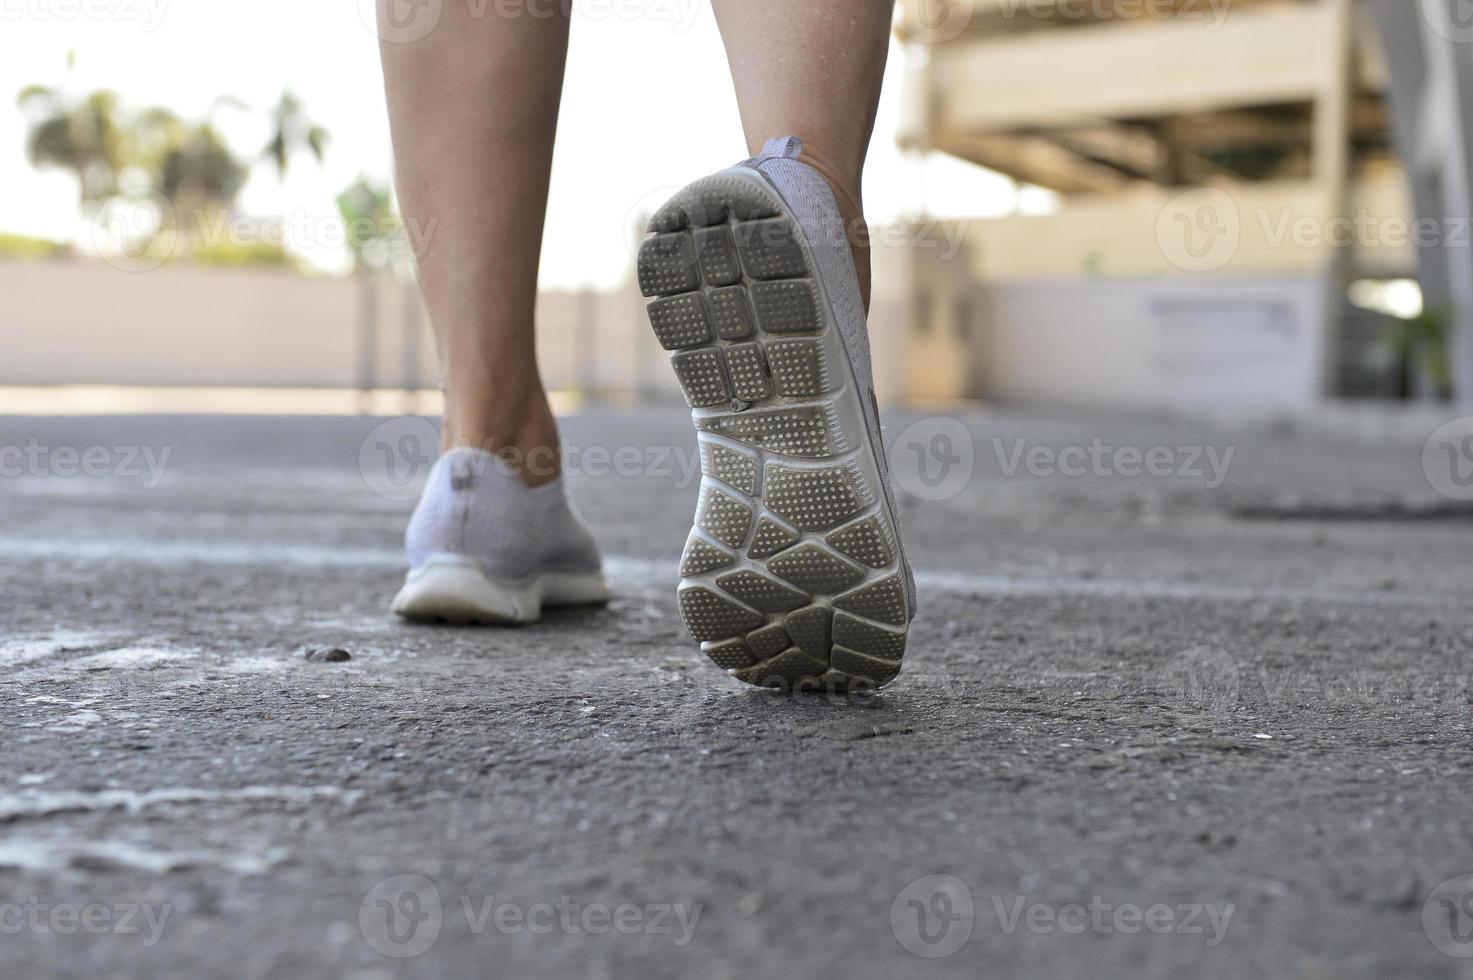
442;395;561;487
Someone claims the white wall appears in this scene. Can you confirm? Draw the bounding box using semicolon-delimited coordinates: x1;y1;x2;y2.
0;258;680;398
0;256;923;406
974;274;1331;408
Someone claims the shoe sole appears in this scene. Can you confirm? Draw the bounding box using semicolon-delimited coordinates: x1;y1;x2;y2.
638;167;912;691
391;555;610;626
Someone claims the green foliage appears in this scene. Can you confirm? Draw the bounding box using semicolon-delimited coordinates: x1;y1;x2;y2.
336;176;403;272
0;232;69;260
262;89;329;183
160;123;248;216
1393;305;1452;398
192;236;295;269
18;57;251;222
18;78;126;208
16;63;344;271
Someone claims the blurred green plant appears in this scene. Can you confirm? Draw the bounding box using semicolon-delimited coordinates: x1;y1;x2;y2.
192;237;294;269
336;176;403;273
262;90;329;183
1392;305;1452;400
16;62;340;269
336;176;406;397
0;232;70;260
18;55;247;244
17;53;126;209
129;107;248;237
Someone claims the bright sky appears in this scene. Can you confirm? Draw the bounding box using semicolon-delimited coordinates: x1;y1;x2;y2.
1;0;1046;288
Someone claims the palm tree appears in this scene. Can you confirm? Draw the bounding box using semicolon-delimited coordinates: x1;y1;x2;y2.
114;106;247;256
160;121;248;220
262;90;329;183
17;55;126;209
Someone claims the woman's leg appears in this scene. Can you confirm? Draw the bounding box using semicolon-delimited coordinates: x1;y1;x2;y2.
710;0;896;308
378;2;570;483
380;5;606;626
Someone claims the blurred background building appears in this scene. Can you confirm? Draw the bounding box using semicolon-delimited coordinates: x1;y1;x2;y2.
891;0;1471;410
2;0;1469;414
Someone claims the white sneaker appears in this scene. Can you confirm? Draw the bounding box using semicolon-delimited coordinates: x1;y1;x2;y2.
391;448;609;624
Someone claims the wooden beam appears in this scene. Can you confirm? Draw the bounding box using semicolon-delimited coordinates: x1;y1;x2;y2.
936;132;1135;192
1034;124;1168;179
895;0;1302;42
929;4;1336;132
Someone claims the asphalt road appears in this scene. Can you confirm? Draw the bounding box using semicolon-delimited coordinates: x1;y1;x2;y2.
3;406;1473;979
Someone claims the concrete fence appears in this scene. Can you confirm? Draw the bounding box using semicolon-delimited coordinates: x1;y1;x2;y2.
0;258;679;399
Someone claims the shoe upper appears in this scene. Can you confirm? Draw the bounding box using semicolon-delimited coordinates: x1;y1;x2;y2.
404;448;602;582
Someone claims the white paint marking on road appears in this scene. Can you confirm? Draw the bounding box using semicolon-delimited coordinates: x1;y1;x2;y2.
0;535;1450;609
206;655;293;674
43;710;104;733
7;646;195;684
5;643;312;684
24;695;101;707
0;536;397;568
0;785;362;822
0;839;289;875
0;631;114;666
72;647;191;670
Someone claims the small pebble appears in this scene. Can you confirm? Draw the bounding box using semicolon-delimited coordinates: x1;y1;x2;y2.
304;646;351;663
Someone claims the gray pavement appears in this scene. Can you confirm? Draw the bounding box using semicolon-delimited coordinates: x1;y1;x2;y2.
3;406;1473;979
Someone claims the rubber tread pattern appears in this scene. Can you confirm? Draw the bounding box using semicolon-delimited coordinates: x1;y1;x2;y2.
645;169;910;689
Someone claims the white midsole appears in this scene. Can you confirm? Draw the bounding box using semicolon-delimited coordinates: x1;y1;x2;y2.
391;555;610;624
